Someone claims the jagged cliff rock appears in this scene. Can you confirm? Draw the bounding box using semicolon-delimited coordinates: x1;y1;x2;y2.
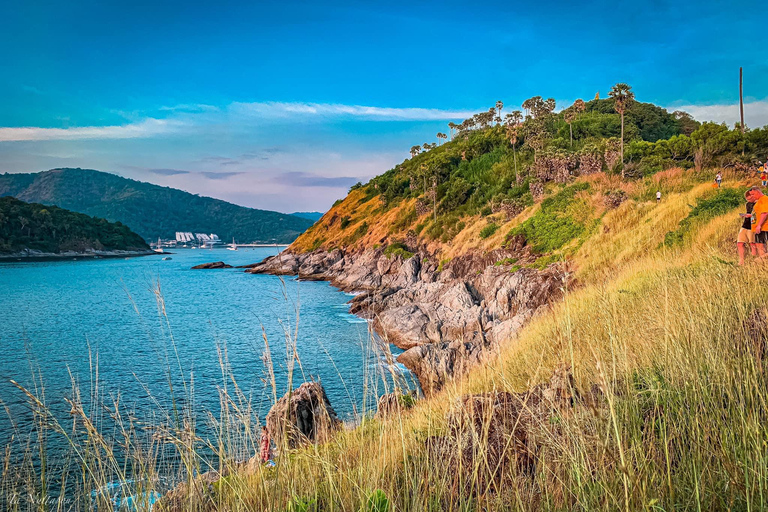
248;247;566;395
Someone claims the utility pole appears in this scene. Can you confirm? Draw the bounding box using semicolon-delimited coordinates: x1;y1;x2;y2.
739;67;745;134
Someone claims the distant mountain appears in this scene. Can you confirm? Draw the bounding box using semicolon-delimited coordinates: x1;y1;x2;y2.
290;211;324;222
0;196;149;254
0;168;314;243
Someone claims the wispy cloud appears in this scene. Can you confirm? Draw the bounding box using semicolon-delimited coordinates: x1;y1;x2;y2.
0;118;179;142
670;101;768;128
149;168;190;176
0;102;476;142
273;171;359;188
230;102;476;121
200;171;245;179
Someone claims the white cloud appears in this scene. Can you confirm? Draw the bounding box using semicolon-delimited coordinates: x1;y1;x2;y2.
670;101;768;128
0;118;180;142
229;102;477;121
0;101;477;142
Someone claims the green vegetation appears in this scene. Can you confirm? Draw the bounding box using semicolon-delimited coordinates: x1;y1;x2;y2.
383;242;414;259
0;196;148;254
506;182;592;253
325;86;766;252
0;168;313;243
479;222;499;239
664;187;745;246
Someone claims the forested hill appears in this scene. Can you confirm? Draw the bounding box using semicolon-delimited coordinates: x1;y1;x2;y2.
0;168;314;243
0;196;149;254
291;88;768;256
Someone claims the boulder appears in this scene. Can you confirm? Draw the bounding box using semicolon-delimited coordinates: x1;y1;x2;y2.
375;390;417;418
426;364;579;494
191;261;232;269
265;382;341;449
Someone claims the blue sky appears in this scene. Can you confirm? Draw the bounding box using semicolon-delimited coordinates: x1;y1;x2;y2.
1;0;766;212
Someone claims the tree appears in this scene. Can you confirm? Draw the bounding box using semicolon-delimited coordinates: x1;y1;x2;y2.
609;83;635;177
496;100;504;125
506;114;522;177
436;132;447;145
447;122;457;140
410;145;421;158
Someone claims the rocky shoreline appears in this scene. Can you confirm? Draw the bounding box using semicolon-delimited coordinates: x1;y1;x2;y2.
246;246;567;394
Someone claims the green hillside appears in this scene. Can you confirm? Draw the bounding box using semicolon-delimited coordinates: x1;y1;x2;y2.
0;168;314;243
0;196;149;254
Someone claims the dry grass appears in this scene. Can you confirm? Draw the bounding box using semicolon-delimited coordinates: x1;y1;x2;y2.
4;168;768;511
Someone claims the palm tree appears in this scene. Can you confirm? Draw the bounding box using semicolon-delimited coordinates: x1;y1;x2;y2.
410;145;421;158
447;122;457;140
436;133;447;145
496;100;504;125
505;110;524;177
609;83;635;177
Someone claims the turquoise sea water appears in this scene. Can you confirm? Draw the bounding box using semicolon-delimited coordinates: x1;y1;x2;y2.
0;247;413;456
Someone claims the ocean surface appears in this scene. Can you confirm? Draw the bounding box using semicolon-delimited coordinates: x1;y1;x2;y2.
0;247;414;462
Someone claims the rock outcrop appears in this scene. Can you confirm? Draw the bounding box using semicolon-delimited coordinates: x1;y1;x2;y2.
191;261;233;269
265;382;341;449
248;247;566;394
375;390;417;418
426;364;579;493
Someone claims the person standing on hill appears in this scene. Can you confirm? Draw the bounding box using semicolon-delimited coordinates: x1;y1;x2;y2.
715;171;723;188
761;165;767;187
259;426;272;463
656;190;662;203
738;195;757;265
747;186;768;259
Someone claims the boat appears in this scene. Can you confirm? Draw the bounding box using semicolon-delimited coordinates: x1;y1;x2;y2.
227;237;238;250
162;257;172;261
153;237;164;253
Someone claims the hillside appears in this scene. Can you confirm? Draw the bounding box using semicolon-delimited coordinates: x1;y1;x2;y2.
291;94;767;259
10;89;768;511
219;90;768;510
0;168;314;243
0;196;149;255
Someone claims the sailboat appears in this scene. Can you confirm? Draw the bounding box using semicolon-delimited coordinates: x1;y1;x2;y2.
153;237;164;253
227;237;238;251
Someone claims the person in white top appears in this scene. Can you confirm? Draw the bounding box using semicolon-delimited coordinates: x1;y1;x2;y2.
656;190;662;203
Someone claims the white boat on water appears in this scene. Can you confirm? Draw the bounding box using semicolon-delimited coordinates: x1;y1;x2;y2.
227;237;238;250
153;237;164;253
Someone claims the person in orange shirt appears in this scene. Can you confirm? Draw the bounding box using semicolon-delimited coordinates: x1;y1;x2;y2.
747;186;768;259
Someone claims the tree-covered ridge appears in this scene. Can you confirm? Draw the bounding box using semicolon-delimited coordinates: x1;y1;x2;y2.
294;86;768;255
0;196;149;254
0;168;314;243
359;89;767;240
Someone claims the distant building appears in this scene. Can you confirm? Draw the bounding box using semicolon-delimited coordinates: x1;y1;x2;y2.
175;232;194;242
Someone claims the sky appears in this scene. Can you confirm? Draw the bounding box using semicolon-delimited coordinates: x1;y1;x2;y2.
1;0;766;213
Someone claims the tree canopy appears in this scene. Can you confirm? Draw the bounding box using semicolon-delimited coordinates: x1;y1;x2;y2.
0;196;149;254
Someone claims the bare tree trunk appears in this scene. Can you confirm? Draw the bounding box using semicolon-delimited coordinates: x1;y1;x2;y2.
569;123;573;147
513;145;518;178
433;177;437;222
620;113;625;178
740;67;745;134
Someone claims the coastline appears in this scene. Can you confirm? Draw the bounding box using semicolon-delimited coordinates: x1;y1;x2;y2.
246;247;564;395
0;249;158;262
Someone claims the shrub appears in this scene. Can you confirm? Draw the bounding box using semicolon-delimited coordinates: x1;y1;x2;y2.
479;223;500;239
383;242;414;260
340;216;351;229
506;182;591;254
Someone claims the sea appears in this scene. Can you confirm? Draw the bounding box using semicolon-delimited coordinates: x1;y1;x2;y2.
0;247;415;484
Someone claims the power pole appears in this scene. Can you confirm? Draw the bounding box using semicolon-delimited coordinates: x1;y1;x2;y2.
739;67;745;133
